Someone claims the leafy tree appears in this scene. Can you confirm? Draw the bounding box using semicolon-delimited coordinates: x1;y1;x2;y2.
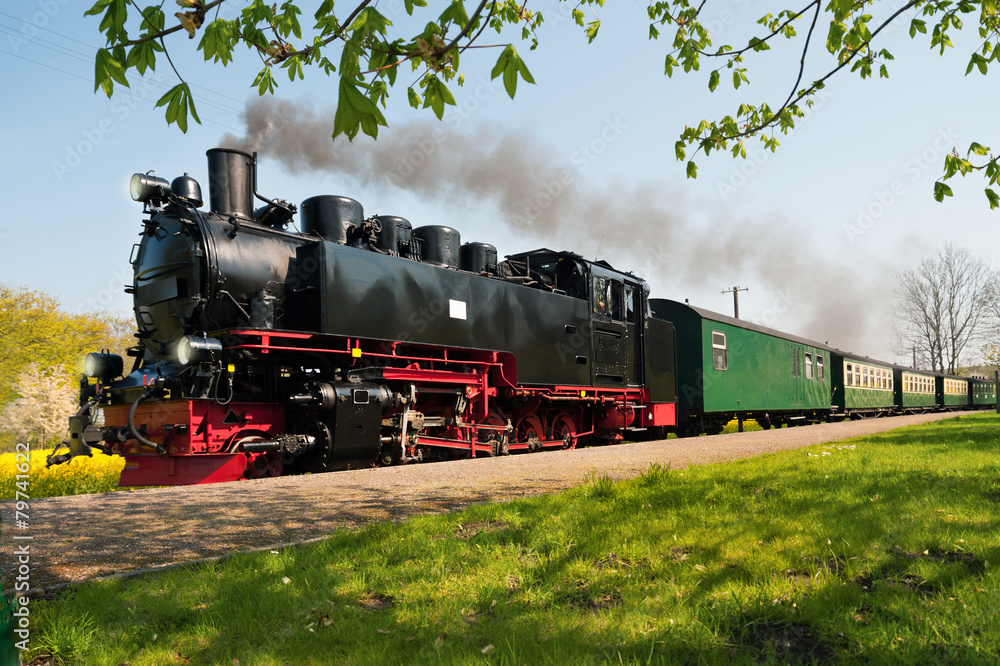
0;364;78;447
0;285;136;408
982;345;1000;368
893;244;997;374
86;0;999;206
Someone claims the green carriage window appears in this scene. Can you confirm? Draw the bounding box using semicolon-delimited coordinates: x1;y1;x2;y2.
817;355;824;380
846;362;853;386
712;331;727;371
805;352;813;379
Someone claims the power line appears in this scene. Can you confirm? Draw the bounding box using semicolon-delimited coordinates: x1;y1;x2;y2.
0;12;249;109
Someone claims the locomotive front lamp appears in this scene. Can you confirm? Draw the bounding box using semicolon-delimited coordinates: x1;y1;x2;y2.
176;335;223;366
84;352;124;380
129;172;171;203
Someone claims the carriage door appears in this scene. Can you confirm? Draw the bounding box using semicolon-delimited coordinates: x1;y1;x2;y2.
790;345;804;406
590;270;628;386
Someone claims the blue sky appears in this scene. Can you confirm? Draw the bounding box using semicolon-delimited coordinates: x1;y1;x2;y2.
1;1;997;364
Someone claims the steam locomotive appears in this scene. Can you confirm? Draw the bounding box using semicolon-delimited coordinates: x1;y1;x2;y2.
49;148;677;485
48;149;995;486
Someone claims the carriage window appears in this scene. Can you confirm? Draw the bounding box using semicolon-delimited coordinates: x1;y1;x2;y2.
712;331;727;371
805;352;813;379
817;355;824;380
846;363;853;386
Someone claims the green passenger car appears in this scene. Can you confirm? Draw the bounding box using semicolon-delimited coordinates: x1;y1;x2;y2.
940;375;971;409
970;377;997;407
830;353;895;416
893;367;937;411
649;299;832;434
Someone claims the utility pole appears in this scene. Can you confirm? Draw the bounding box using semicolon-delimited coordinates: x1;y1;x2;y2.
721;285;749;319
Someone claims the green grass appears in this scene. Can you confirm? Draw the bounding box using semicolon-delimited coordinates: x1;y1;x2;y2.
23;414;1000;664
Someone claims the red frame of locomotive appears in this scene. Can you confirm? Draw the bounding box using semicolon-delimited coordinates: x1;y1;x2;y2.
104;329;676;485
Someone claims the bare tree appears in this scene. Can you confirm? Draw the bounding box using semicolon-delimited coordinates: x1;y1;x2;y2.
893;245;996;374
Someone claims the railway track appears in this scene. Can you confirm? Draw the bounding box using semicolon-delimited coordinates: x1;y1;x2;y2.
1;411;978;594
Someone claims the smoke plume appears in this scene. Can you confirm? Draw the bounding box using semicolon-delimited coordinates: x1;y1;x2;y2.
222;97;890;358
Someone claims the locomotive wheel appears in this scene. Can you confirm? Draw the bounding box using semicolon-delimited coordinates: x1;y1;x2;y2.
548;411;578;450
228;431;284;480
477;410;509;456
514;413;544;451
244;451;283;479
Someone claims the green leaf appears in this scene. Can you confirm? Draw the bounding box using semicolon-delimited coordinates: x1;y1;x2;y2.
276;1;303;40
346;6;391;36
664;54;678;77
827;22;846;53
333;78;387;140
439;1;470;28
986;188;999;209
686;160;698;179
490;45;533;98
125;40;160;75
252;66;277;95
199;19;235;65
968;142;990;157
407;87;421;109
585;20;601;43
403;0;428;16
155;82;199;133
933;181;953;202
92;0;127;45
94;47;129;96
422;75;456;119
708;70;720;92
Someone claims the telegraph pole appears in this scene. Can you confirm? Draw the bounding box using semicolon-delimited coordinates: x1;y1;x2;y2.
721;285;749;319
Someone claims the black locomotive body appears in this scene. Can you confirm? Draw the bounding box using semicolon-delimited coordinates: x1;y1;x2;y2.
53;148;678;485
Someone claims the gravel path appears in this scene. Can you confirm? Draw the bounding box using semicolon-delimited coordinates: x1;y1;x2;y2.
1;410;977;593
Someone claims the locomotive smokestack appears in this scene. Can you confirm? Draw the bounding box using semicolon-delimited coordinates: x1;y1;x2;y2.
206;148;254;219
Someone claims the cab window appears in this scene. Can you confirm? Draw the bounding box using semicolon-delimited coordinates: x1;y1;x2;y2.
624;285;636;323
592;276;610;317
609;280;624;321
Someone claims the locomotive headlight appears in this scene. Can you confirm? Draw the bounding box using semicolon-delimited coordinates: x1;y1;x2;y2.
176;335;223;366
85;352;124;380
130;172;171;203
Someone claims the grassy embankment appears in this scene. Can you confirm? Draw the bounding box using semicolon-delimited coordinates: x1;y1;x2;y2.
22;413;1000;664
